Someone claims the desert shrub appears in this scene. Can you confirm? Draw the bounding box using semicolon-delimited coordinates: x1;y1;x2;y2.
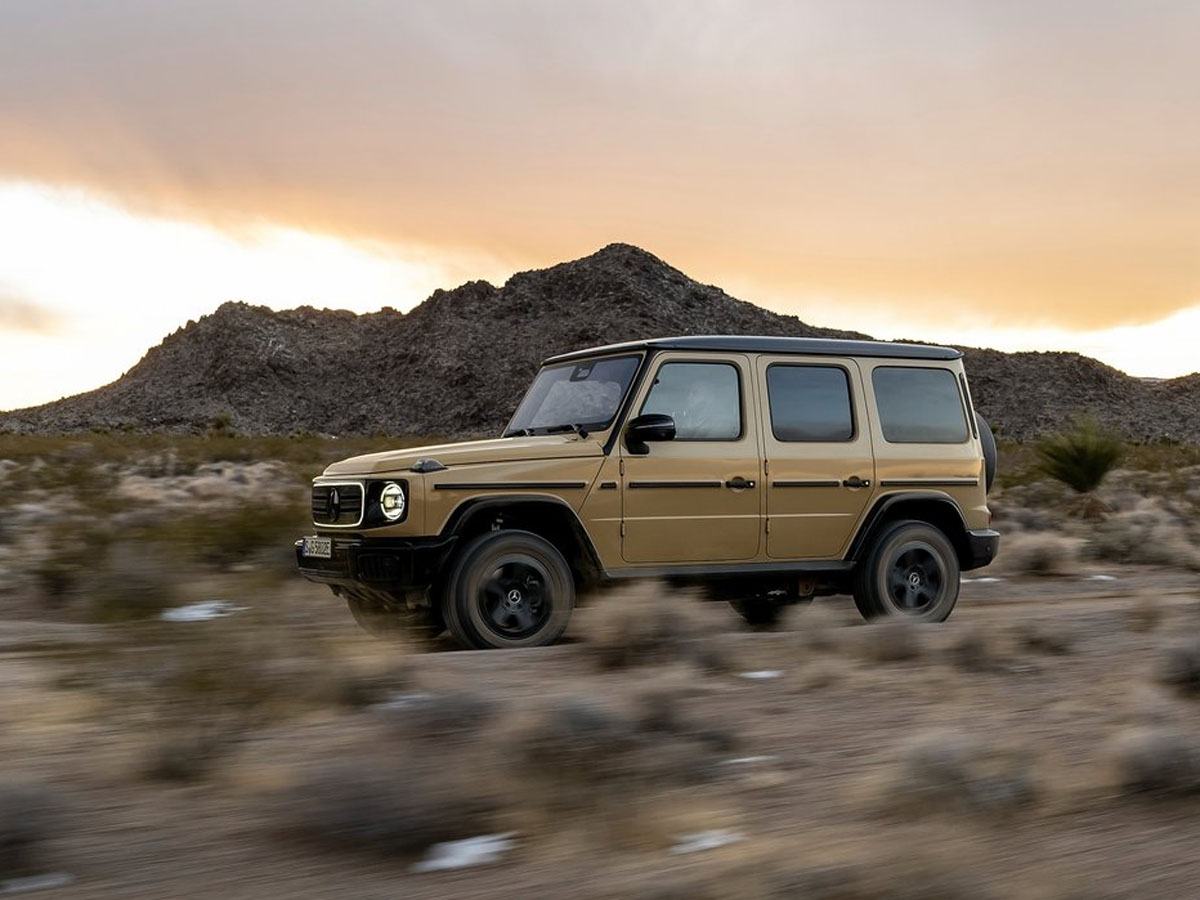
1107;728;1200;795
88;545;180;622
144;502;307;567
1035;417;1124;495
143;733;226;782
880;730;1034;816
780;601;846;653
944;627;995;672
382;691;501;743
1088;499;1200;571
1128;594;1162;633
280;757;494;856
1156;637;1200;696
1012;620;1074;656
853;620;923;663
0;784;58;877
584;581;731;671
331;665;413;710
995;531;1081;577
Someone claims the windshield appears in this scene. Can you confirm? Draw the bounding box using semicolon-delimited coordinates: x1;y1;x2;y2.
505;354;641;436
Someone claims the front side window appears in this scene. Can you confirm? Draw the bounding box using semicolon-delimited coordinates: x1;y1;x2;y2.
641;361;742;441
506;354;640;435
766;364;854;442
872;366;968;443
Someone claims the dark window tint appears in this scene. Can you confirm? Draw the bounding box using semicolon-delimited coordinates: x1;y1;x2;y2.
766;365;854;441
641;362;741;440
872;367;968;443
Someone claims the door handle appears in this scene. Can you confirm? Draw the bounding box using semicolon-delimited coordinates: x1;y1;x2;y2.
842;476;871;489
725;477;756;490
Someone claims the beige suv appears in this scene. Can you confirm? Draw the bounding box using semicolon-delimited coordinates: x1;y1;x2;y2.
297;336;999;648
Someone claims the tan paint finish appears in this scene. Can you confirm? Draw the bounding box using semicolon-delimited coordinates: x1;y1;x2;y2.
312;350;991;568
618;352;762;563
756;356;876;559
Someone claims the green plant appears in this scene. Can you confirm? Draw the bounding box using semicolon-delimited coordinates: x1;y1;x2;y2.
1035;417;1124;493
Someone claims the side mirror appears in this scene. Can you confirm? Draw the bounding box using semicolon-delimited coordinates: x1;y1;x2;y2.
625;413;676;454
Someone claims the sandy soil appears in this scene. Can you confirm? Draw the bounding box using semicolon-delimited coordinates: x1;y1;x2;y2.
3;569;1200;899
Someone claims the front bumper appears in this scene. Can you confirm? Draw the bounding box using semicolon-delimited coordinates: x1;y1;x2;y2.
963;528;1000;571
295;535;458;591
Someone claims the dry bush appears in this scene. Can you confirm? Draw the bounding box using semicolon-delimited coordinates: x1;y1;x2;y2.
1012;620;1074;656
142;733;228;782
583;580;733;671
943;626;996;673
1107;728;1200;795
376;690;501;744
0;784;58;877
995;531;1082;577
508;697;726;822
89;545;181;622
1128;594;1163;633
879;730;1034;817
279;756;495;857
852;620;924;663
1155;637;1200;696
780;601;846;653
1089;498;1200;571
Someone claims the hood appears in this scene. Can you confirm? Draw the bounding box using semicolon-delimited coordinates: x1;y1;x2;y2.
321;435;605;477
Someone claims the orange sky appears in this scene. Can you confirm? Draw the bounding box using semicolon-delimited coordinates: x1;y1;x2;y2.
0;1;1198;409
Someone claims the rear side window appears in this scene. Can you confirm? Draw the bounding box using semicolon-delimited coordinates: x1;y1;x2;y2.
766;365;854;441
641;361;742;440
872;367;968;443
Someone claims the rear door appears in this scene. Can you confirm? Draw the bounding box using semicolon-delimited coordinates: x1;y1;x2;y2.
757;356;875;559
620;353;762;563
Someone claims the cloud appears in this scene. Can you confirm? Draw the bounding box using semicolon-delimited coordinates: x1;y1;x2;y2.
0;1;1197;331
0;292;62;335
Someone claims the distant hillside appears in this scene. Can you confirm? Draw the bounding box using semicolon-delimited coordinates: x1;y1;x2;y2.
1;244;1196;441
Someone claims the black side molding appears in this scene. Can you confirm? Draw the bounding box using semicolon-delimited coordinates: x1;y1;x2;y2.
432;481;588;491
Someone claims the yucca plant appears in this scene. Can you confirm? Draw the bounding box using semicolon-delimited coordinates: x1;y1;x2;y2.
1035;417;1124;518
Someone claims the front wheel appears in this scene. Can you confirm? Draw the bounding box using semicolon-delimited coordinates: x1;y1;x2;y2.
852;520;960;622
442;530;575;649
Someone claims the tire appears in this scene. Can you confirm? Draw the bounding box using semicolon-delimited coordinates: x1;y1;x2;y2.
345;589;445;641
852;519;960;623
442;530;575;649
976;413;997;493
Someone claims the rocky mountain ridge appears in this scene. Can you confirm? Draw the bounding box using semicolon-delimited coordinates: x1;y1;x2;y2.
2;244;1196;442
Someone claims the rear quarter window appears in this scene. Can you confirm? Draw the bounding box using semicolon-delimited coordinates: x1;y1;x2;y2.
872;366;969;443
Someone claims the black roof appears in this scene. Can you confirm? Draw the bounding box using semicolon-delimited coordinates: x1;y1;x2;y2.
544;335;963;365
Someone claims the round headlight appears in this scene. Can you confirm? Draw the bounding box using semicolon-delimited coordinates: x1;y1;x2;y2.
379;481;406;521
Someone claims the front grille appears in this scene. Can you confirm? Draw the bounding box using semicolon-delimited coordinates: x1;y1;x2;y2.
312;483;364;526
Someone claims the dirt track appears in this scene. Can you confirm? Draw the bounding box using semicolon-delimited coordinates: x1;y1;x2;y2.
3;570;1200;899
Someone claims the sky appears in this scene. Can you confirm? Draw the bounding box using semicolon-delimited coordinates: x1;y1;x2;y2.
0;0;1197;410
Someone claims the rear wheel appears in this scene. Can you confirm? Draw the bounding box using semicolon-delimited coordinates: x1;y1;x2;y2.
852;520;959;622
443;530;575;649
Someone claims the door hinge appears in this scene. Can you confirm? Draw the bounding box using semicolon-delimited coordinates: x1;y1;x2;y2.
620;521;626;537
765;518;771;534
764;458;770;475
619;459;625;475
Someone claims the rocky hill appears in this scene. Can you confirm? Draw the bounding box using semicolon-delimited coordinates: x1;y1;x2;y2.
1;244;1196;441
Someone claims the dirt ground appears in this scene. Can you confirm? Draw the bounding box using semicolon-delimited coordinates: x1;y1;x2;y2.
3;568;1200;900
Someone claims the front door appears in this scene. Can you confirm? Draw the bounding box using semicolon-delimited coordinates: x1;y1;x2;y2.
757;356;876;559
620;353;762;563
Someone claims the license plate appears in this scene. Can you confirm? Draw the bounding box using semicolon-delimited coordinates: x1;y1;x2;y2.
301;536;332;558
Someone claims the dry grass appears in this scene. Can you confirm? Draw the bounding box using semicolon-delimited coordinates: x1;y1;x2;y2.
0;784;58;878
1012;619;1075;656
1155;637;1200;696
878;730;1035;817
994;531;1083;577
851;619;924;663
583;580;735;671
1107;728;1200;795
1089;499;1200;571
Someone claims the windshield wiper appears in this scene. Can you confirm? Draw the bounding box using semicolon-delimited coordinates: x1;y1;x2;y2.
543;423;590;438
504;427;534;437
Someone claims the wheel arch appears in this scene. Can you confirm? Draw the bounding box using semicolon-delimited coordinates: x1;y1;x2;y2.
439;494;604;588
846;491;972;567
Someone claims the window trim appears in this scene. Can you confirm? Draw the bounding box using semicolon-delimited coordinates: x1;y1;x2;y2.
871;365;971;445
638;358;745;442
764;362;857;443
